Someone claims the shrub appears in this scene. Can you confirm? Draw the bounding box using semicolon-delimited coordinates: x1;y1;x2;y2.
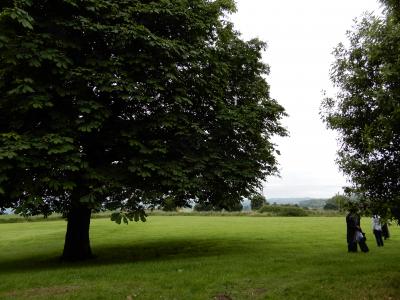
193;203;214;212
250;194;268;210
259;205;308;216
162;197;177;212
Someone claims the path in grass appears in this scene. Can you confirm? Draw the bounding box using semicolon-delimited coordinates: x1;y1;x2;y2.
0;216;399;299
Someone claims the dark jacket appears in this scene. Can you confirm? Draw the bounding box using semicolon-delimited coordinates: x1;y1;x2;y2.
346;212;360;243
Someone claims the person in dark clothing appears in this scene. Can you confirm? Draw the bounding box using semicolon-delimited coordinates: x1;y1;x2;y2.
382;223;390;240
346;206;369;252
346;208;360;252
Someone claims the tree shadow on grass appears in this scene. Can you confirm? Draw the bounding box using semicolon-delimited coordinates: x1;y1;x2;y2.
0;237;248;274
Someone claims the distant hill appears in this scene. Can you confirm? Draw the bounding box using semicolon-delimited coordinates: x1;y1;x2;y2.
268;198;328;209
268;198;311;205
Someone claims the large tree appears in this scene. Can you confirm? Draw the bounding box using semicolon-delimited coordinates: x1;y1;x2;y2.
321;0;400;221
0;0;287;260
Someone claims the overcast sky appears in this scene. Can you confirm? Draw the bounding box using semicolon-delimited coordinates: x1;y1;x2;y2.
230;0;383;199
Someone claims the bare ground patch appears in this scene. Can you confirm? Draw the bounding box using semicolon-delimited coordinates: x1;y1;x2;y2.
2;285;80;298
213;294;233;300
247;287;268;298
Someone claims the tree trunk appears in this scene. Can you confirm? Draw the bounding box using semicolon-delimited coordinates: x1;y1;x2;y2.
62;205;93;261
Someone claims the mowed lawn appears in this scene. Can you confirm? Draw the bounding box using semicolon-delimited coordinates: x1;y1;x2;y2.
0;216;399;300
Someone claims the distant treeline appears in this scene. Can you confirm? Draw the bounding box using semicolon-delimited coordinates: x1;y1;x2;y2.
298;199;327;209
298;195;349;211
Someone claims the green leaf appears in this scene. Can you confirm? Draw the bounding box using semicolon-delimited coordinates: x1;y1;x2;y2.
140;211;147;222
134;211;139;222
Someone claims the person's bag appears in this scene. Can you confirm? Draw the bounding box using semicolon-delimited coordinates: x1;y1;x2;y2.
356;231;364;242
358;232;369;252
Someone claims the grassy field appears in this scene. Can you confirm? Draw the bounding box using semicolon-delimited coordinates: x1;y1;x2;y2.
0;216;399;300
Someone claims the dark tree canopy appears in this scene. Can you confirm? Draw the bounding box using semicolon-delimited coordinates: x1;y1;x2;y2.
321;0;400;221
0;0;286;259
250;193;267;210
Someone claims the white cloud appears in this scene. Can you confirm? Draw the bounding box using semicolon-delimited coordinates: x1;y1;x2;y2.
230;0;382;198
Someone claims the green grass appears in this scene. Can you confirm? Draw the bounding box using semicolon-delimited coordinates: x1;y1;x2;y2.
0;216;399;299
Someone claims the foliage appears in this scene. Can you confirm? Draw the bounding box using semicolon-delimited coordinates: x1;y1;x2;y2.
250;193;268;210
193;203;214;212
161;197;178;212
0;0;286;221
193;201;243;212
323;194;349;211
323;201;338;211
321;2;400;221
258;204;308;216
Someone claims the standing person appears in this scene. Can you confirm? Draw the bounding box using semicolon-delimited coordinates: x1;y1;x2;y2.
346;206;369;252
382;223;390;240
346;207;360;252
372;215;384;247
